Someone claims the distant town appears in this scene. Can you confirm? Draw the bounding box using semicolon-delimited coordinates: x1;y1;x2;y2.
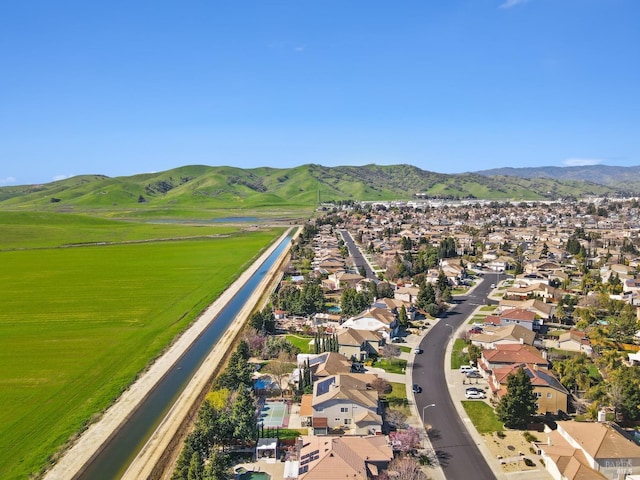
173;197;640;480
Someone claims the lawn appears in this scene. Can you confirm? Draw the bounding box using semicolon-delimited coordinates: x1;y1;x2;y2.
383;382;409;411
468;315;487;324
375;358;408;374
285;334;314;353
451;338;470;369
0;220;283;479
461;401;504;434
479;305;497;312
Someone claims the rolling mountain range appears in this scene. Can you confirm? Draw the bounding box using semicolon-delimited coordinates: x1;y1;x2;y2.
475;165;640;192
0;164;635;214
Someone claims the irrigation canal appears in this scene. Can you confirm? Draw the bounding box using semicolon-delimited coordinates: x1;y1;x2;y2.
78;232;294;480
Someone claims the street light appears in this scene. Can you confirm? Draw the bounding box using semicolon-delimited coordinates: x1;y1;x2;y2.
422;403;436;426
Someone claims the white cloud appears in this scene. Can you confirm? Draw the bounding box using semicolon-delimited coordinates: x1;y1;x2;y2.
52;174;74;181
499;0;529;9
563;158;605;167
0;176;17;185
294;45;305;52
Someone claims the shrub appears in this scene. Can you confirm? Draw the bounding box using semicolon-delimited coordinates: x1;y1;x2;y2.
523;457;535;467
523;431;538;443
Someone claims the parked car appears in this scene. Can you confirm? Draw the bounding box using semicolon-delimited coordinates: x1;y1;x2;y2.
466;371;482;379
465;390;486;399
465;387;485;394
412;384;422;394
460;365;477;373
414;347;423;354
392;337;406;343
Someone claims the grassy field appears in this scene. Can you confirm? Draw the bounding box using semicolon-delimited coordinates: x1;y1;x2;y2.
461;401;503;434
0;214;284;479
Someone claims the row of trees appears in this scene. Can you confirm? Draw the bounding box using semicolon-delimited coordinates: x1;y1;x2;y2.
172;341;258;480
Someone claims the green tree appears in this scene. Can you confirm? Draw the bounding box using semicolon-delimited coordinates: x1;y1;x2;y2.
496;367;538;428
608;366;640;422
232;386;258;442
187;451;204;480
341;287;369;317
205;449;231;480
467;344;482;366
415;281;436;311
398;305;409;327
248;306;276;334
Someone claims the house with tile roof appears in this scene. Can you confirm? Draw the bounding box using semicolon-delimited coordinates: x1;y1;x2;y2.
489;363;569;415
479;344;549;375
499;308;539;331
539;421;640;480
311;374;382;435
297;435;393;479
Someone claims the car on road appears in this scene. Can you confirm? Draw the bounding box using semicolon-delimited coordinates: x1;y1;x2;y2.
490;283;496;288
465;390;486;399
414;347;423;354
466;371;482;378
412;384;422;394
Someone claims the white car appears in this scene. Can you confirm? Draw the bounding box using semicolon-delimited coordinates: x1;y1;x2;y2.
465;390;486;399
460;365;477;373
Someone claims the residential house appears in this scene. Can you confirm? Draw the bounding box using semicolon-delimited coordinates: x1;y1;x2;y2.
297;435;393;480
340;307;399;338
499;299;554;321
479;344;549;375
489;363;569;415
395;285;420;305
336;328;383;361
311;374;382;435
539;421;640;480
322;271;365;291
499;308;539;331
554;330;593;355
470;324;537;349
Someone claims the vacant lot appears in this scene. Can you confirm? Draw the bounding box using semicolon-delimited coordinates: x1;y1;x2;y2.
0;216;282;479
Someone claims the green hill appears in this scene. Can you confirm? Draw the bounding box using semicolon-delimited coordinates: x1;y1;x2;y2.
0;164;621;217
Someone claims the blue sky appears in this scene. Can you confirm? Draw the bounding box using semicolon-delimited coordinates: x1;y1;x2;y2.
1;0;638;185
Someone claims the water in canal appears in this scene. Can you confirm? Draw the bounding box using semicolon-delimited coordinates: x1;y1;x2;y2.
78;233;293;479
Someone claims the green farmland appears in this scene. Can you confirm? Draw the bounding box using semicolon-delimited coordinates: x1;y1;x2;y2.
0;212;284;479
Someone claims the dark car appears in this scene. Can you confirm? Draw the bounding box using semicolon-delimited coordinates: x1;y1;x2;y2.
466;371;482;378
391;337;406;343
412;384;422;394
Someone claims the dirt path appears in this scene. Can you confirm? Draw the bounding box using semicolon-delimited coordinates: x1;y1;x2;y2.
44;228;297;480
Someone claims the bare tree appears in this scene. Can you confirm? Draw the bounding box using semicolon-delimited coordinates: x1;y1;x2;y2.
382;343;401;359
262;352;295;397
379;456;427;480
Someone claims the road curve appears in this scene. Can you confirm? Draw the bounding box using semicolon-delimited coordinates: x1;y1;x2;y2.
413;279;500;479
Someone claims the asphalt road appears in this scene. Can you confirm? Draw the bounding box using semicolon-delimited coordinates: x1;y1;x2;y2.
413;273;506;480
339;229;376;278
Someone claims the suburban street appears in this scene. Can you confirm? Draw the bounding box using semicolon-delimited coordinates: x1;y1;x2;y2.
413;275;505;479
